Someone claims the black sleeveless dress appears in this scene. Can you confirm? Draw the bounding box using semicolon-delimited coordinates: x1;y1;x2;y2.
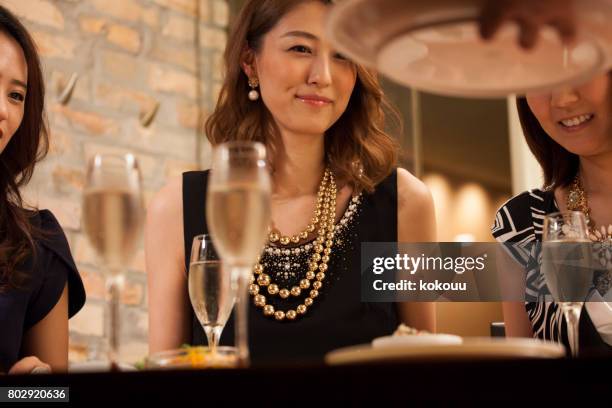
183;170;399;365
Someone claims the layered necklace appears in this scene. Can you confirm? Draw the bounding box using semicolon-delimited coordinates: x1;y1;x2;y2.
249;168;337;321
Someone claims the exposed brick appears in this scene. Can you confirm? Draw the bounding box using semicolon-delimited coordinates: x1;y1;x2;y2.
211;0;229;27
79;16;108;34
52;165;85;194
106;24;141;54
148;65;198;99
74;235;98;267
47;130;74;156
3;0;64;29
99;50;144;83
95;83;157;114
79;268;105;300
69;303;104;337
176;100;206;130
32;31;76;59
149;41;196;73
212;51;224;81
161;15;195;42
51;104;116;136
151;0;198;16
122;281;144;306
38;195;82;231
199;26;227;51
91;0;143;23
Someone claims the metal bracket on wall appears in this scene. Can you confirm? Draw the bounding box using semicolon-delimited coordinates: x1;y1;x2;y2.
56;73;79;105
139;101;160;128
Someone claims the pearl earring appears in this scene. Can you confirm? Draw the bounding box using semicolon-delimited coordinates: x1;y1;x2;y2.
248;77;260;101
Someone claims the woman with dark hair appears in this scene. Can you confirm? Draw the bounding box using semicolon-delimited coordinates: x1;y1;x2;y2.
0;5;85;374
146;0;436;363
493;73;612;354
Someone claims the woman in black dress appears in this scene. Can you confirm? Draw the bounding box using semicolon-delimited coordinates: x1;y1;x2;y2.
493;72;612;354
0;6;85;374
146;0;437;364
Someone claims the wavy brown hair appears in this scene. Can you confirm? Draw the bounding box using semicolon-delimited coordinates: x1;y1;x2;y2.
205;0;400;193
0;5;49;292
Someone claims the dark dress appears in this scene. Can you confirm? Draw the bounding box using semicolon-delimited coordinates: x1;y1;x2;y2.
0;210;86;372
183;170;400;365
492;189;612;356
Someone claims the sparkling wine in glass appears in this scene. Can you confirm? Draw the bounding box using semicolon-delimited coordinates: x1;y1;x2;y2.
206;141;271;366
82;153;144;369
542;211;593;357
188;234;235;353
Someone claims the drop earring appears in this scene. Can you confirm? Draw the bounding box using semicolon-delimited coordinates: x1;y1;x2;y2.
248;77;260;101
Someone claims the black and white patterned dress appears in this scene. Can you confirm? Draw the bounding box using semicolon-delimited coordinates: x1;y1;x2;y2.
492;189;612;355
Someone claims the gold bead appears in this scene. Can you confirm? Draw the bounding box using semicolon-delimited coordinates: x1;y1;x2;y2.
313;281;322;290
269;231;280;242
318;229;326;237
248;284;260;295
253;264;263;274
326;232;334;240
250;275;255;284
279;288;290;299
257;274;271;286
297;304;307;314
263;304;275;316
304;297;313;307
318;191;325;197
280;236;290;245
325;240;333;248
323;203;330;209
268;284;279;295
299;231;309;240
254;294;266;307
318;263;328;272
316;272;326;281
306;271;315;280
311;253;321;262
324;248;331;255
316;236;325;244
299;279;310;289
310;289;319;298
321;255;330;263
291;235;300;244
314;244;324;253
274;311;286;321
309;262;318;271
315;209;322;217
286;310;297;320
312;217;319;224
290;286;301;297
307;224;316;233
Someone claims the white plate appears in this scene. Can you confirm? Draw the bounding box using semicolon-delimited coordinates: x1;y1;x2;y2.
372;333;463;348
326;0;612;97
325;337;566;365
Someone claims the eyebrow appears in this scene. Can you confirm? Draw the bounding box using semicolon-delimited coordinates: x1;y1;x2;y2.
281;30;319;41
11;79;27;90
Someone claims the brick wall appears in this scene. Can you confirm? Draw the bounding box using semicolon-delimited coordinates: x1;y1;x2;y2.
3;0;229;363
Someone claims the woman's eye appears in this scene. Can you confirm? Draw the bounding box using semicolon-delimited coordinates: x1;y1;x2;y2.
9;92;25;102
334;53;348;61
289;45;312;54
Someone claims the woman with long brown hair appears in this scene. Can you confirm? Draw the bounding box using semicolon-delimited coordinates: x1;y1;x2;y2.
493;72;612;355
0;6;85;374
146;0;436;363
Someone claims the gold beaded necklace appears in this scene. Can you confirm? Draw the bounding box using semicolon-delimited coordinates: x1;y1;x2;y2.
567;175;612;243
249;168;337;321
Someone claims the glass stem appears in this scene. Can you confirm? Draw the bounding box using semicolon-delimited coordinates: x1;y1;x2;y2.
562;303;582;358
233;267;251;368
204;325;223;354
106;273;123;370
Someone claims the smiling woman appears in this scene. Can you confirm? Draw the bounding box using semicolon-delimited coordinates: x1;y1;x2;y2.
493;73;612;355
0;5;85;374
146;0;437;364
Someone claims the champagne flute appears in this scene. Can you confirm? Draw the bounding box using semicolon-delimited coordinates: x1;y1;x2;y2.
206;142;271;366
82;153;144;369
542;211;593;357
188;234;235;353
